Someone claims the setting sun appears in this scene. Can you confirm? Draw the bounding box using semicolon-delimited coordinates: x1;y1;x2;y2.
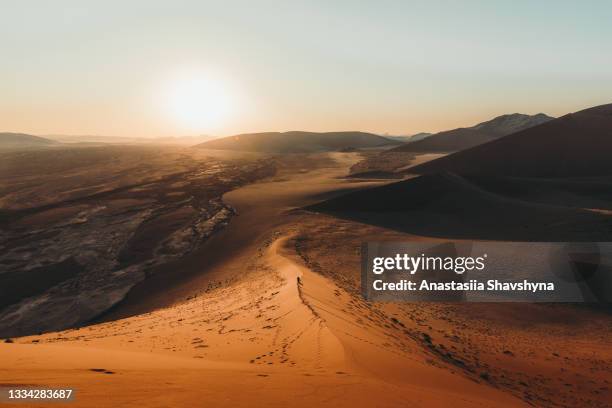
166;73;235;132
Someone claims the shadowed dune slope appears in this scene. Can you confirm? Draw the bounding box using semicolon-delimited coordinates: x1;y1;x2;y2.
196;131;399;153
390;113;553;153
410;103;612;177
306;172;612;240
0;132;59;148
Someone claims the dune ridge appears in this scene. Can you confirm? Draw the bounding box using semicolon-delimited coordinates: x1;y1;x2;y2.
0;232;528;408
410;103;612;177
390;113;553;153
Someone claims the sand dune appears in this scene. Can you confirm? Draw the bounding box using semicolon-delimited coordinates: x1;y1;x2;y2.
97;153;385;319
390;113;552;153
319;103;612;242
291;215;612;407
467;175;612;211
0;232;527;408
348;112;551;176
349;152;447;178
306;172;612;240
410;103;612;177
196;131;399;153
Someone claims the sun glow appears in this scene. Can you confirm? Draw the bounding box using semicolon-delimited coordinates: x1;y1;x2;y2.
166;73;236;132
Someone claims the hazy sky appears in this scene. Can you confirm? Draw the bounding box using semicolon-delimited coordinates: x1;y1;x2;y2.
2;0;612;137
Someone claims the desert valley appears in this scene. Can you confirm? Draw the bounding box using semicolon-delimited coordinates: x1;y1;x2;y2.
1;104;611;407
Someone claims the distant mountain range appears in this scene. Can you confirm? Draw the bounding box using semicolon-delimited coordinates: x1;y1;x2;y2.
0;133;58;149
196;131;400;153
45;134;217;146
391;113;554;153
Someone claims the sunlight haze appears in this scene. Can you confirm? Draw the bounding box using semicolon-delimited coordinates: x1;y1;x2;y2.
2;0;612;137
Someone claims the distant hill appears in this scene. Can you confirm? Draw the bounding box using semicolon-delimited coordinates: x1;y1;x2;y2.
44;134;144;144
195;131;400;153
410;103;612;177
45;134;218;146
0;133;59;149
391;113;553;153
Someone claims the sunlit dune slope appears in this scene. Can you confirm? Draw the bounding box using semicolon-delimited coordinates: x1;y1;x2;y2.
0;235;526;408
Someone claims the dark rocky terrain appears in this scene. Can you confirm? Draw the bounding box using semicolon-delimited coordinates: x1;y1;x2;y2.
0;145;275;337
